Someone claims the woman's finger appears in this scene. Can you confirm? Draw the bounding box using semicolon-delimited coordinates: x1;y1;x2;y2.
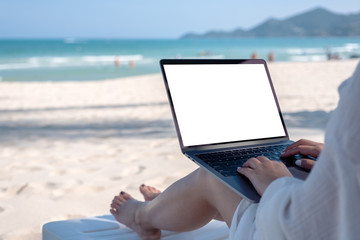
295;159;316;170
237;166;253;178
283;139;318;152
281;145;320;158
256;155;270;162
243;157;261;169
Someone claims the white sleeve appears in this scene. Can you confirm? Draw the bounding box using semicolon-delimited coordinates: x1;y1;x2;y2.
255;177;304;240
253;60;360;240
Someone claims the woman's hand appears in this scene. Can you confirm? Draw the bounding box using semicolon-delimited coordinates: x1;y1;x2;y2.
237;156;293;196
281;139;323;170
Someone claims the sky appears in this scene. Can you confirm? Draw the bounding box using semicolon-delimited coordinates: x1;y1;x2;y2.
0;0;359;39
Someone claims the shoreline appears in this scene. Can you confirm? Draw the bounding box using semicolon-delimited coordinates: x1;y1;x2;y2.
0;59;359;240
1;59;358;84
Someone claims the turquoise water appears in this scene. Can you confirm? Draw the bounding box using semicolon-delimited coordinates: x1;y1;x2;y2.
0;38;359;82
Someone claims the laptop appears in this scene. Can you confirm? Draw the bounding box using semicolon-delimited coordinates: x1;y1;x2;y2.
160;59;310;202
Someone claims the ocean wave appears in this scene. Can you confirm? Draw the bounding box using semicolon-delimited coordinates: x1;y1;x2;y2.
0;54;146;71
289;55;328;62
286;43;360;56
175;55;225;59
286;48;325;55
332;43;360;53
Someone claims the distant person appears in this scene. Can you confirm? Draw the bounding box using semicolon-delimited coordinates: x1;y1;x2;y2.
251;52;258;59
332;53;340;60
325;47;340;60
268;52;275;62
326;47;332;60
110;62;360;239
129;60;135;68
199;51;211;57
115;56;121;67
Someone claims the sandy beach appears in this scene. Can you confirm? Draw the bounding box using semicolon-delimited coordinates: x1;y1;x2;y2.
0;59;358;240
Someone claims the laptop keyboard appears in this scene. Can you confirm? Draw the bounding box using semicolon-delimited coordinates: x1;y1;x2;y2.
196;144;294;177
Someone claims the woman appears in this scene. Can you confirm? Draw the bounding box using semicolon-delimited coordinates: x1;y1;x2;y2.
110;62;360;240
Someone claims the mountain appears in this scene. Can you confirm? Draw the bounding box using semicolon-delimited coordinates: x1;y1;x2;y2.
181;8;360;38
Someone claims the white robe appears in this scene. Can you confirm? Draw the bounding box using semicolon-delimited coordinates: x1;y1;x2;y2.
229;61;360;240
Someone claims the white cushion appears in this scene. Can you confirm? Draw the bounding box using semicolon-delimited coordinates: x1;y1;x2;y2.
42;215;229;240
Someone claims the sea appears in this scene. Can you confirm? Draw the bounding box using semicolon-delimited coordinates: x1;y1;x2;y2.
0;38;359;82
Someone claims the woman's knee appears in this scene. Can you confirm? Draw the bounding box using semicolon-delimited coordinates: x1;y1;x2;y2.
195;168;222;189
195;168;212;181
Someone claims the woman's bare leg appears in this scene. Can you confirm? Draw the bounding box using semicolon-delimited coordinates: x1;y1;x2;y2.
110;168;242;239
138;183;224;221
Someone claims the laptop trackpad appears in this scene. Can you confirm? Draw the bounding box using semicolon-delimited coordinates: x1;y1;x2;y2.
228;175;261;203
289;166;309;180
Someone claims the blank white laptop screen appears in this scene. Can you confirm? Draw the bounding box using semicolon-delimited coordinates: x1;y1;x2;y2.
164;64;286;147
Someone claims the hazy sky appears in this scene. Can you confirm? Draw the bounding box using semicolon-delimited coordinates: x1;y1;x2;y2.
1;0;359;39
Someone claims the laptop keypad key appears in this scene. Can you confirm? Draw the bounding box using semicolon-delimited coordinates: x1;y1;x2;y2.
196;144;291;177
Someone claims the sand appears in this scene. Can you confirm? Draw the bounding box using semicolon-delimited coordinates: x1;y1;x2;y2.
0;59;358;240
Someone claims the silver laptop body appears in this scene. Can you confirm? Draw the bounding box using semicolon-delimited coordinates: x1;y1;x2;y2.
160;59;309;202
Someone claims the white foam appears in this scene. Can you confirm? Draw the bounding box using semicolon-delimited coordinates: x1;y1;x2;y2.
286;47;324;55
0;63;35;71
82;55;115;63
286;42;360;62
344;43;360;50
0;54;146;71
290;55;327;62
332;43;360;53
286;48;303;55
175;55;225;59
111;54;143;62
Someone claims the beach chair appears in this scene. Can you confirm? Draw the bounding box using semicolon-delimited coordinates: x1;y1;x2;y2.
42;214;229;239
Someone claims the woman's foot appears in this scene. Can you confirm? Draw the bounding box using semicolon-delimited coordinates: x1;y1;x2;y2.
139;184;161;201
110;191;161;239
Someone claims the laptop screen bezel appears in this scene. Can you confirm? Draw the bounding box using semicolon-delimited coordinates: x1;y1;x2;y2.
160;59;290;152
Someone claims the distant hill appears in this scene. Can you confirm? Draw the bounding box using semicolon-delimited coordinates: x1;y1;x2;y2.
181;8;360;38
